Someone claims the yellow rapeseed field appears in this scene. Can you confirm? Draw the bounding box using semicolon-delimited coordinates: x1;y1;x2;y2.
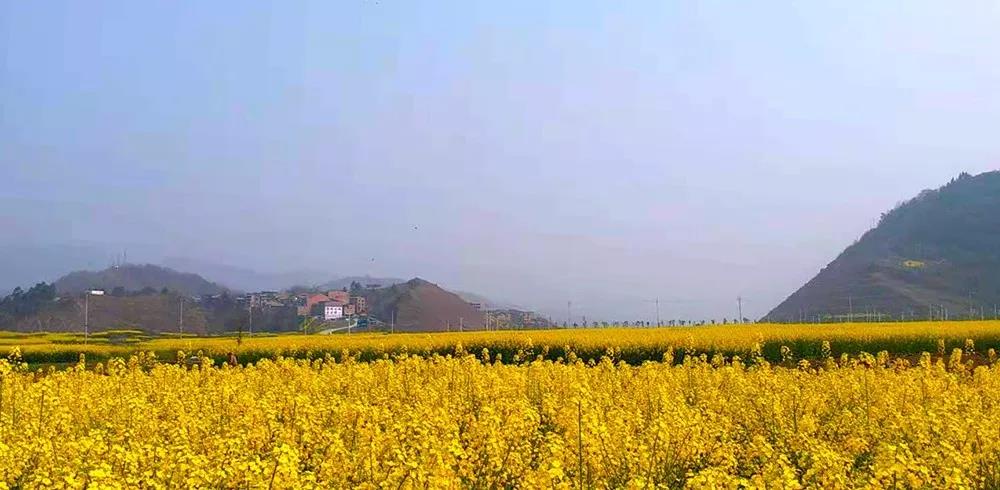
6;321;1000;365
2;341;1000;488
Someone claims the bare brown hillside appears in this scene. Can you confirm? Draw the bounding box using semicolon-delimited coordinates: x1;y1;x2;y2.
365;278;484;332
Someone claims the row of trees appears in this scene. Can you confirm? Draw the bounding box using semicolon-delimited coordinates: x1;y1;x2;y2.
109;286;174;297
0;282;57;325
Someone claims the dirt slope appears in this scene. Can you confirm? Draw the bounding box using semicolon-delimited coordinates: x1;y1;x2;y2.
365;278;485;332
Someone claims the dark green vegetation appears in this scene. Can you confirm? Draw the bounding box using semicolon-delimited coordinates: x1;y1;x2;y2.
0;282;56;326
201;336;1000;368
0;291;299;335
768;171;1000;322
0;282;300;336
0;263;302;334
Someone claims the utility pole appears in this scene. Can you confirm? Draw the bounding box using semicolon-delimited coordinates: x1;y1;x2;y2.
248;302;253;337
82;290;105;343
459;317;464;332
391;309;395;334
84;293;89;343
737;296;743;324
655;298;660;327
179;297;184;337
567;301;572;327
848;295;853;323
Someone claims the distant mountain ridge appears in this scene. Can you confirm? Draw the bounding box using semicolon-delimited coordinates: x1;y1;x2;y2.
767;171;1000;322
317;276;405;291
160;257;330;292
160;258;407;294
452;290;522;311
54;264;228;297
0;243;109;293
5;275;494;334
5;255;522;333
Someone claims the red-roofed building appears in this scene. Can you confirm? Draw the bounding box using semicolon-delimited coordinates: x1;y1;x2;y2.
306;294;330;309
327;290;350;305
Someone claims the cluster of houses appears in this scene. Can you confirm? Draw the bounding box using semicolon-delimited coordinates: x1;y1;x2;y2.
304;290;368;321
236;290;368;322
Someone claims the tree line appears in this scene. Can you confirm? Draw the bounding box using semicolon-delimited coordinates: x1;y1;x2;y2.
0;282;56;325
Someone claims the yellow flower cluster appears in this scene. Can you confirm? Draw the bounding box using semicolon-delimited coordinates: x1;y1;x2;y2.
1;348;1000;488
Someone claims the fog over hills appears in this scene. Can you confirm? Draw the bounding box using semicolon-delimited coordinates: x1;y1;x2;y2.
0;244;109;294
160;257;331;293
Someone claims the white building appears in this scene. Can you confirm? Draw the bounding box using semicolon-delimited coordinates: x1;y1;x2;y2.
324;304;344;321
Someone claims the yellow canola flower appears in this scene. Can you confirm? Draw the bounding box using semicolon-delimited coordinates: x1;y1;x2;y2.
0;350;999;487
8;320;1000;366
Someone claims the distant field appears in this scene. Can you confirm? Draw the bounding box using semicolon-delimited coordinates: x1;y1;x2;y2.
5;321;1000;366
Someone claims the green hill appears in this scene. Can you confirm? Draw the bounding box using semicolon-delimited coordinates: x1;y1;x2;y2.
54;264;228;297
767;171;1000;322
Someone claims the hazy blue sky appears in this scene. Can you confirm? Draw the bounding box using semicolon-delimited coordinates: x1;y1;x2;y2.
3;1;999;321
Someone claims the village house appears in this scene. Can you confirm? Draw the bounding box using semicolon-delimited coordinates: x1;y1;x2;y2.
306;293;331;309
323;302;343;321
326;290;350;304
350;296;367;314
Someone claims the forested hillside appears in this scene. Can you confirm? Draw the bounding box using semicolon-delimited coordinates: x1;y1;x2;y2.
768;171;1000;322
